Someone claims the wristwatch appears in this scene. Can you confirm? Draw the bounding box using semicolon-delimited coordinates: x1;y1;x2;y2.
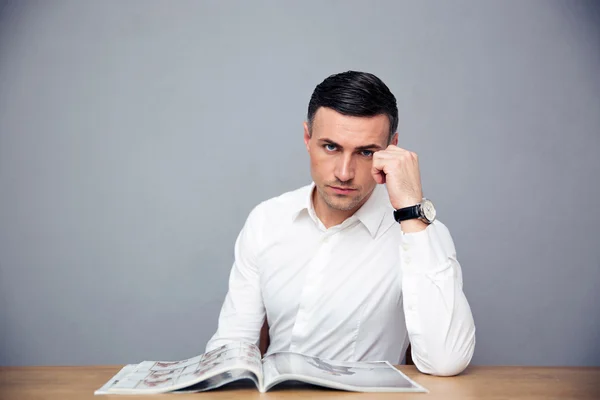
393;198;437;224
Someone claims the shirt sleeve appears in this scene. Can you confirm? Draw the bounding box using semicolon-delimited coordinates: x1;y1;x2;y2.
205;203;266;352
400;219;476;376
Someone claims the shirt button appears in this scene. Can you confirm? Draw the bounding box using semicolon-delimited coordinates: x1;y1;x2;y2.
404;256;411;264
323;236;330;243
402;243;410;251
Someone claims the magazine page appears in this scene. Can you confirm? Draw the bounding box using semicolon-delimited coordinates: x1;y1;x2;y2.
95;342;263;395
175;343;264;393
94;364;138;395
261;352;427;393
175;369;261;393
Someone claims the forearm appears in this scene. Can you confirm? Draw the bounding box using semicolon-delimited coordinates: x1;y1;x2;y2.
400;221;476;376
205;305;265;352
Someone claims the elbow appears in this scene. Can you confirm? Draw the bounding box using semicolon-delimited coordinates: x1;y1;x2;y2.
413;335;475;377
424;353;471;377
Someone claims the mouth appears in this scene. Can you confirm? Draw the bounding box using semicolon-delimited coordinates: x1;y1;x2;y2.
328;186;357;195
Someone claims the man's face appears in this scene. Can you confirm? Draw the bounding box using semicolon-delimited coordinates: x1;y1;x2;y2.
303;107;396;213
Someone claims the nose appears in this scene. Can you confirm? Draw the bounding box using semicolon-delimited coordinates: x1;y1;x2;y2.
334;153;355;183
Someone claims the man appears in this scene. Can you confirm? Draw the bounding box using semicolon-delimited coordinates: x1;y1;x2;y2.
205;71;476;376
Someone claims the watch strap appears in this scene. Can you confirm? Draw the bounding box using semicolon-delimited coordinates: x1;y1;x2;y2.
393;204;421;223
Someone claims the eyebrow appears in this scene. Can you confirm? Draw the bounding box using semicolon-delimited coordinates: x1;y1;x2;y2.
320;138;383;151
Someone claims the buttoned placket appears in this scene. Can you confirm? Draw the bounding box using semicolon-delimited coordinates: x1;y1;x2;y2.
289;215;360;352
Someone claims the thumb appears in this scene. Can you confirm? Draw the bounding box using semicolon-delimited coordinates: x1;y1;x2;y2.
371;158;386;184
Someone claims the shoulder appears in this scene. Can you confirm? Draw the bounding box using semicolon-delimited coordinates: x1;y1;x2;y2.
252;184;311;215
238;184;311;252
245;183;312;225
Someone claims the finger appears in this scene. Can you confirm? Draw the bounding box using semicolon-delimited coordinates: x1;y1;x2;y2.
375;148;410;159
375;149;417;165
372;150;399;161
388;144;411;153
371;157;387;184
372;169;385;184
386;146;417;161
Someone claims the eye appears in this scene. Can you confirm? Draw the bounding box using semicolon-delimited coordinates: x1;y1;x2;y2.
324;144;337;152
360;150;374;157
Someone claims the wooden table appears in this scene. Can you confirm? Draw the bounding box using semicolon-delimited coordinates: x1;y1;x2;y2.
1;365;599;399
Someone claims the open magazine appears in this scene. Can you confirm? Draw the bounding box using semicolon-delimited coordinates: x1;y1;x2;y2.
95;342;427;394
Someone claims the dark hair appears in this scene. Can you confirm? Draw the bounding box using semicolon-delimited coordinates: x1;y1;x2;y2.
307;71;398;142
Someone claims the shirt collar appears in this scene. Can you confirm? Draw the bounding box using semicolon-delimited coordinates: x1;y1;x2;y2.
353;184;389;238
290;182;316;221
291;183;390;238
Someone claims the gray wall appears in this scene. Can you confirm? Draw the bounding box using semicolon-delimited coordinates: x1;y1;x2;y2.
0;0;598;367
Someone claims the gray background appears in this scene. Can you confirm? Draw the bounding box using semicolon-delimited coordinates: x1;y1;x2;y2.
0;0;598;367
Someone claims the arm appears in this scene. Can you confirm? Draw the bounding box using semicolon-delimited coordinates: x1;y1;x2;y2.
371;144;475;376
400;219;476;376
205;204;266;352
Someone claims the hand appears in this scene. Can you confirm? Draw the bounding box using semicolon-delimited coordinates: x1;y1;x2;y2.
371;145;424;210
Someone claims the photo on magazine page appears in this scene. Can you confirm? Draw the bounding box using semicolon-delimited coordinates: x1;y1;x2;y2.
95;342;263;394
262;352;427;392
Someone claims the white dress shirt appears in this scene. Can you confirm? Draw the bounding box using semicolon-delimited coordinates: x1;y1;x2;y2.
206;183;476;376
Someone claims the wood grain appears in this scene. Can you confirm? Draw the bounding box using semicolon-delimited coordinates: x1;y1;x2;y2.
1;365;599;399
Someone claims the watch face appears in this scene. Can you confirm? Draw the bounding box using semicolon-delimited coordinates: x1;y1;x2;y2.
422;199;436;222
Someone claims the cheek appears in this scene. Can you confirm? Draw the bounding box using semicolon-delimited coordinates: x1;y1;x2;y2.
309;152;331;173
354;162;378;190
356;160;375;179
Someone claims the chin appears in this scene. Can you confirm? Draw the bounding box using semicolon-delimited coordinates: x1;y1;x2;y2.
328;196;362;212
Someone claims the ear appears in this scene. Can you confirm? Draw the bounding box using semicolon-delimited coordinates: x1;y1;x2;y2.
389;132;399;146
303;121;311;152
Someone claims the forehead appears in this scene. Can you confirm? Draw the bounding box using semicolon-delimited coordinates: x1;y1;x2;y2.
311;107;389;147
